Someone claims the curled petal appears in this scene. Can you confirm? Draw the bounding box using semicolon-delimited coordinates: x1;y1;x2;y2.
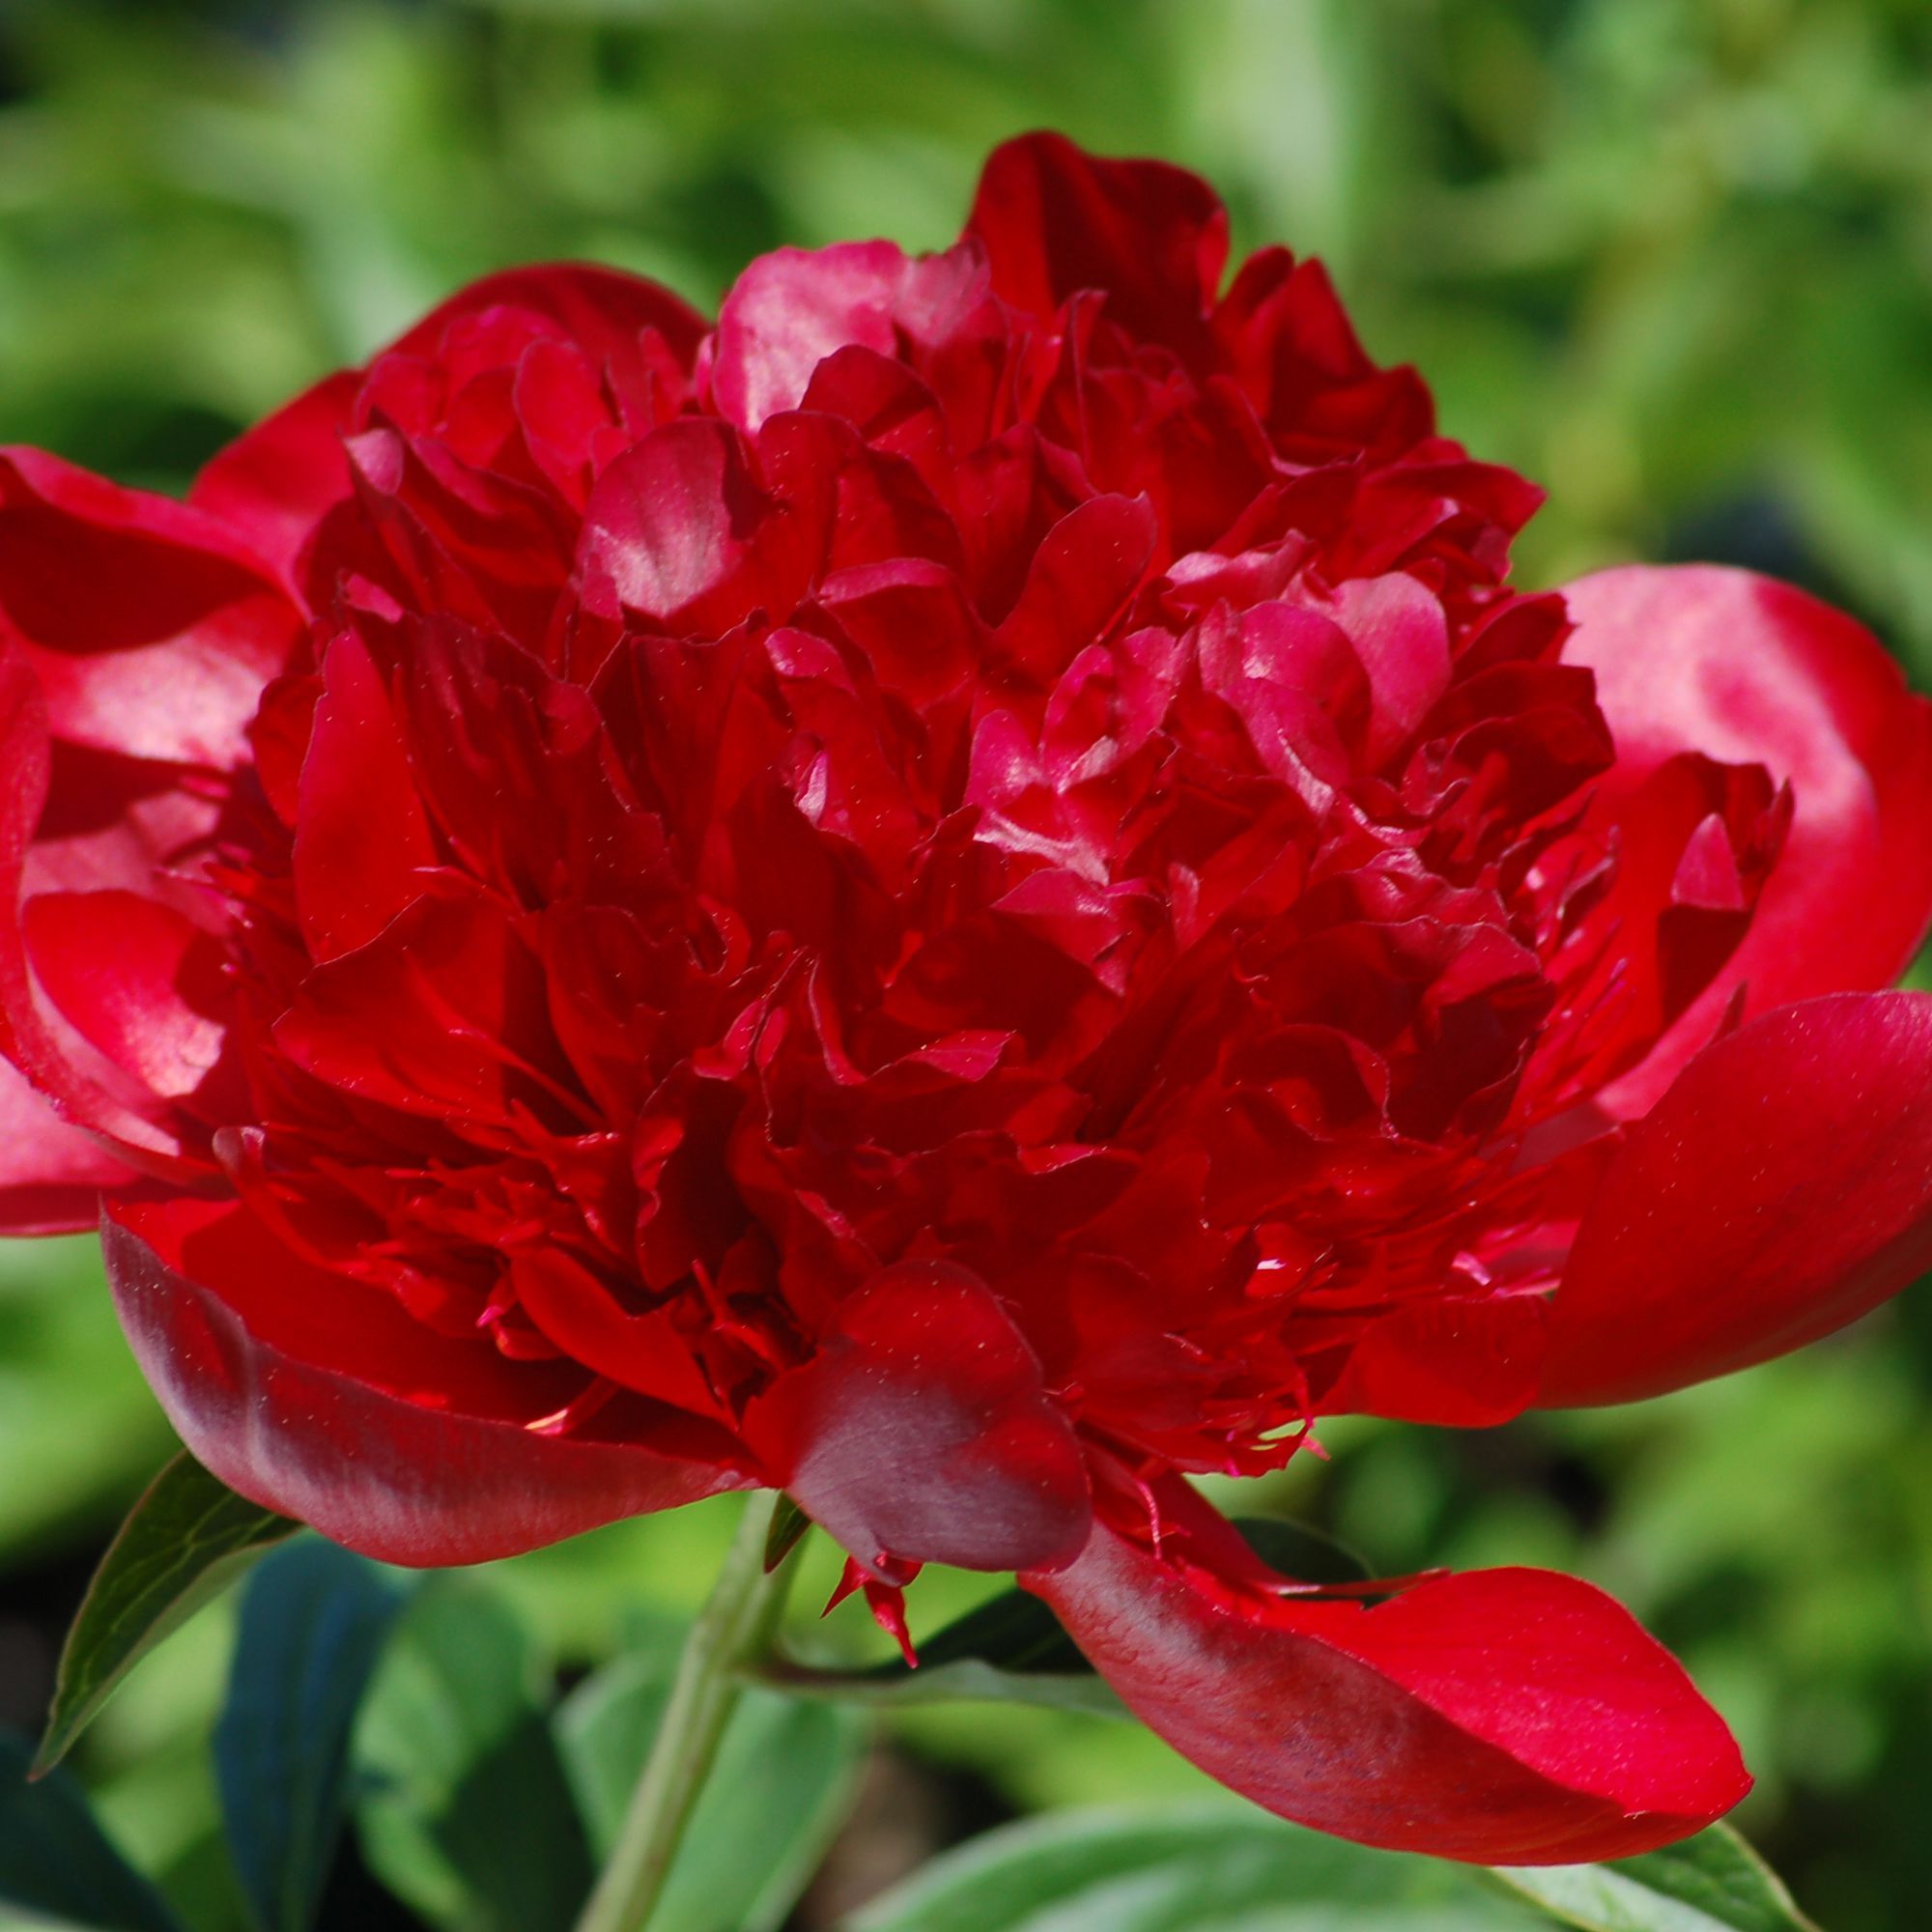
0;649;194;1168
389;261;707;388
106;1196;747;1566
968;130;1229;353
21;891;232;1102
578;417;794;633
1542;990;1932;1406
292;632;437;960
0;447;299;768
711;241;985;433
1026;1482;1747;1863
743;1260;1092;1575
1563;565;1932;1113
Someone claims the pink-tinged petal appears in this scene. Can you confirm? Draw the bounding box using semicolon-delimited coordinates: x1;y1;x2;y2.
577;417;792;634
1563;565;1932;1114
712;242;907;433
0;1052;138;1234
0;448;300;769
967;131;1229;352
106;1195;749;1566
1026;1481;1747;1863
1321;571;1451;768
0;649;194;1169
1541;989;1932;1406
20;891;231;1102
710;242;987;432
742;1260;1091;1575
293;632;437;960
188;371;361;599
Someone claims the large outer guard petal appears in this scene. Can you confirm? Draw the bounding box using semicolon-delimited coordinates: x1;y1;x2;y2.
1563;564;1932;1114
106;1196;749;1566
1026;1483;1747;1864
1540;990;1932;1406
742;1260;1092;1575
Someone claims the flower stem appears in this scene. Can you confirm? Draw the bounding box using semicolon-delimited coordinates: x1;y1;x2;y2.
573;1492;797;1932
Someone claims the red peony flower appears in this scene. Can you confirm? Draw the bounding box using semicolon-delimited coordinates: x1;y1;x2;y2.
5;132;1932;1863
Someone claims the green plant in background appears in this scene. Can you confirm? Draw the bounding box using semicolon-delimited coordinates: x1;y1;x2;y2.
3;3;1932;1929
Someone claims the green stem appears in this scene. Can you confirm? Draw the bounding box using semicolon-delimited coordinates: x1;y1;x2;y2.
573;1493;796;1932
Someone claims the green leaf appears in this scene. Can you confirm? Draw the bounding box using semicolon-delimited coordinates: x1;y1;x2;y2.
774;1516;1368;1718
1491;1824;1823;1932
33;1451;298;1777
353;1578;593;1932
556;1637;867;1932
1227;1516;1376;1590
213;1539;407;1932
772;1585;1125;1719
845;1802;1548;1931
0;1728;185;1932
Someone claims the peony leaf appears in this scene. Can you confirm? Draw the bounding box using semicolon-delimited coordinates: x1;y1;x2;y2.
845;1802;1547;1931
33;1449;298;1777
771;1582;1126;1719
353;1578;594;1932
769;1516;1367;1718
556;1630;868;1932
1491;1823;1823;1932
214;1538;408;1932
0;1728;185;1931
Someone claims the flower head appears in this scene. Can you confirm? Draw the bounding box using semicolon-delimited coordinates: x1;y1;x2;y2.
7;132;1932;1863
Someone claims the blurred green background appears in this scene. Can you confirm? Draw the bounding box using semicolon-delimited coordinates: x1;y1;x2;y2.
3;1;1931;1927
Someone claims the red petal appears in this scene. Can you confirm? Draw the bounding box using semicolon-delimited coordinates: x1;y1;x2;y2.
712;242;910;432
106;1195;747;1565
0;648;193;1169
1563;565;1932;1113
389;262;706;393
1026;1482;1747;1863
994;494;1158;683
967;132;1229;353
1541;990;1932;1406
21;891;231;1101
0;448;298;768
577;417;790;632
273;877;572;1130
742;1260;1092;1575
1321;1289;1548;1427
293;632;437;959
189;371;361;599
0;1051;137;1234
509;1247;726;1420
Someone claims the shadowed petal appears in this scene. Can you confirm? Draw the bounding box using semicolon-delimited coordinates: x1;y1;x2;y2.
0;447;299;769
106;1195;748;1566
743;1259;1092;1576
